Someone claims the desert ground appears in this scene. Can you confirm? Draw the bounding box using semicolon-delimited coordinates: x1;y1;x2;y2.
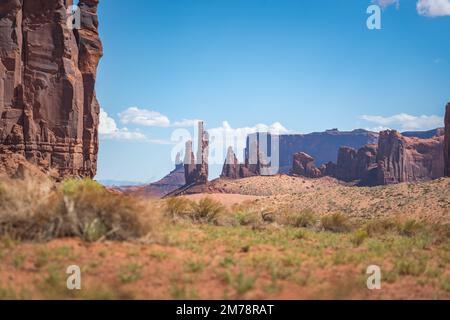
0;175;449;299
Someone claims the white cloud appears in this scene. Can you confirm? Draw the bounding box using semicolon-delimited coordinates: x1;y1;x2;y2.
99;108;172;144
119;107;170;127
208;121;289;139
417;0;450;16
172;119;203;127
372;0;400;9
99;109;147;141
360;113;443;131
118;107;201;128
372;0;450;16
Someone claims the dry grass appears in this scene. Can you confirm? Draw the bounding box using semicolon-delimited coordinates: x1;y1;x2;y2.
165;196;226;225
203;176;450;224
0;176;155;242
321;213;352;233
0;175;449;299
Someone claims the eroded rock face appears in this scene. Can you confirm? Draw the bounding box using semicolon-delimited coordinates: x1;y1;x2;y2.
355;144;378;185
333;145;378;184
221;146;240;179
292;152;322;178
376;130;444;185
245;129;379;174
445;103;450;177
220;146;259;179
0;0;103;178
329;130;443;185
319;161;337;177
335;147;358;182
184;121;209;185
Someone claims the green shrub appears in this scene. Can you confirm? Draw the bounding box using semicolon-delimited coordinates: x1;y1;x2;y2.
190;197;225;224
321;213;351;233
0;178;152;242
364;218;398;236
398;219;425;237
233;271;256;296
395;258;426;276
350;229;368;247
165;197;192;219
234;210;262;227
429;224;450;244
285;208;317;228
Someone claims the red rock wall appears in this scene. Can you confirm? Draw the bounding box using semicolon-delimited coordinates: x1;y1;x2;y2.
376;130;444;185
292;152;322;178
184;122;209;185
445;103;450;177
0;0;102;178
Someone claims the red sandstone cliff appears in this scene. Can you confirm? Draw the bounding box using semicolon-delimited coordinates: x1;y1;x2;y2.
291;152;322;178
0;0;102;178
293;129;444;186
445;103;450;177
376;130;444;185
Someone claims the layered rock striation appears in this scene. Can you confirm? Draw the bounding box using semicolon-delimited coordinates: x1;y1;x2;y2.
291;152;322;178
331;130;444;185
376;130;444;185
445;103;450;177
0;0;103;178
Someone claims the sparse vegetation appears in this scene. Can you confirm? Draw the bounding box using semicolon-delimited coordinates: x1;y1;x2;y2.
0;177;153;242
165;197;192;219
190;197;225;224
0;175;449;299
284;208;317;228
321;213;351;233
350;229;368;247
118;263;143;284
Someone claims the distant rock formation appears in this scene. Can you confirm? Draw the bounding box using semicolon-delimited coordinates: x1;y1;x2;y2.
287;128;445;186
319;161;337;177
0;0;103;179
355;144;379;185
376;130;444;185
184;121;208;185
121;155;185;198
291;152;322;178
326;130;444;185
402;128;445;139
245;129;379;174
221;147;240;179
220;146;259;179
445;103;450;177
335;145;378;184
335;147;358;182
184;140;197;184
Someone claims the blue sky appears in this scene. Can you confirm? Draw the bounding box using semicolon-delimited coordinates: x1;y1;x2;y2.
94;0;450;183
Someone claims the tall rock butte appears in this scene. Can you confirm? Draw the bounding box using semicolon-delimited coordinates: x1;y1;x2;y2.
329;130;444;185
445;103;450;177
220;146;259;179
376;130;444;185
184;121;209;185
0;0;103;178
